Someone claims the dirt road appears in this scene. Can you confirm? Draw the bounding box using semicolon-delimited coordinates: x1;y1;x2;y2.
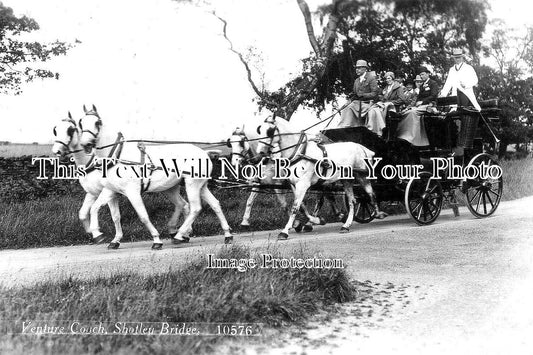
1;197;532;354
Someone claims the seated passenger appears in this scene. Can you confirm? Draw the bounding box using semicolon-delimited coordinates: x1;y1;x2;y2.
396;67;438;146
378;71;409;113
403;79;418;108
338;59;386;137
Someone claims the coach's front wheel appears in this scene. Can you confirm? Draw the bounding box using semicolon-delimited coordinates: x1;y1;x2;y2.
405;171;443;225
464;153;503;218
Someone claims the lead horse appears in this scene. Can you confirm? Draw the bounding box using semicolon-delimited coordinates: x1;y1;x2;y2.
77;105;234;248
255;116;386;240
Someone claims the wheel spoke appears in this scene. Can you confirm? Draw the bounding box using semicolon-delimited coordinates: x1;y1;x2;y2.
355;203;361;218
487;189;501;200
483;193;487;214
475;190;482;212
485;191;495;209
468;189;481;205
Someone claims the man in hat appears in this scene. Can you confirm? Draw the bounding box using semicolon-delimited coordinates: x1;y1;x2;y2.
338;59;385;136
415;66;439;106
440;48;481;111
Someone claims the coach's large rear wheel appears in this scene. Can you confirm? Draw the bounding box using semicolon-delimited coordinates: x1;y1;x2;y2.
464;153;503;218
405;171;443;225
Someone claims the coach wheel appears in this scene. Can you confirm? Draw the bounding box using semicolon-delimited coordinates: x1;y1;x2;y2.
464;153;503;218
353;195;376;224
405;171;443;225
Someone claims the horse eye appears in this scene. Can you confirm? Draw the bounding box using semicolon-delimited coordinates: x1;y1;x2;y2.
96;120;102;127
78;119;83;130
53;127;57;136
256;126;261;135
226;138;231;148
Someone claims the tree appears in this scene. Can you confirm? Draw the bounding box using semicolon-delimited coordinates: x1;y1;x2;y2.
477;21;533;157
0;3;72;94
213;0;347;119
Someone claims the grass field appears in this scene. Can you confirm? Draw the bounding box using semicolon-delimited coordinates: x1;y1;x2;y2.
0;245;355;355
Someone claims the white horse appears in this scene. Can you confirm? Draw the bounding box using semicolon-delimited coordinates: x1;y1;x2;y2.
52;115;124;246
255;116;386;239
77;105;234;249
227;127;344;231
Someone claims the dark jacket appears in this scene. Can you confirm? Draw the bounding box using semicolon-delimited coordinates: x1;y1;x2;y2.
381;82;407;107
417;78;439;105
352;71;380;101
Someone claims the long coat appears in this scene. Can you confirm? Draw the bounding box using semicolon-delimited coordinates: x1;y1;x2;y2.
352;71;380;101
417;78;439;105
381;82;407;107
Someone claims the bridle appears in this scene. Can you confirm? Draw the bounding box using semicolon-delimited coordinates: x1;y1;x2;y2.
227;133;253;163
53;119;80;155
80;110;102;140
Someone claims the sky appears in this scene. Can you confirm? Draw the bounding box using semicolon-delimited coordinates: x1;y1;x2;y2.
0;0;531;143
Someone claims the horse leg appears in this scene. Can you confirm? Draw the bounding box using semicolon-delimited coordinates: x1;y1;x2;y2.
88;188;117;244
240;188;258;227
121;189;164;250
162;185;190;236
356;173;387;219
340;180;356;233
274;189;288;209
79;193;97;238
107;197;124;249
200;185;234;244
279;180;311;240
172;180;203;244
326;192;346;222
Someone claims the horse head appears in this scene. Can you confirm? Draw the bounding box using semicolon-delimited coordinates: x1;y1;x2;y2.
255;116;279;159
227;127;251;166
52;112;79;161
79;104;102;153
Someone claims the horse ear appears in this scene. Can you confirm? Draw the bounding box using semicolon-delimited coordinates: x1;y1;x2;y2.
68;111;72;119
83;104;87;113
92;104;97;112
78;119;83;130
53;127;57;136
226;138;231;148
256;126;261;135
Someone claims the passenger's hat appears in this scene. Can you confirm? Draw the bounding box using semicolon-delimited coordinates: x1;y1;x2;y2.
417;66;430;74
452;48;465;58
355;59;368;68
384;71;395;79
414;75;422;82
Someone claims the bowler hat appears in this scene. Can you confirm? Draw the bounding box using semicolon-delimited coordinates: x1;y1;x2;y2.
452;48;465;58
417;66;430;74
355;59;368;68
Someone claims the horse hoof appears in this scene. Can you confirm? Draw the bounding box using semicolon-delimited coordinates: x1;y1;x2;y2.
172;236;190;245
292;220;303;233
151;243;163;250
107;242;120;250
277;232;289;240
303;224;313;232
93;234;106;244
376;212;388;219
319;217;327;225
224;236;233;244
339;227;350;233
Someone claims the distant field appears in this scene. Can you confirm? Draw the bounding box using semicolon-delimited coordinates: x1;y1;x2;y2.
0;144;52;158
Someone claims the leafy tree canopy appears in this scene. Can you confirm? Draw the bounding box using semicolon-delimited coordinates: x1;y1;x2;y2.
0;2;72;94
